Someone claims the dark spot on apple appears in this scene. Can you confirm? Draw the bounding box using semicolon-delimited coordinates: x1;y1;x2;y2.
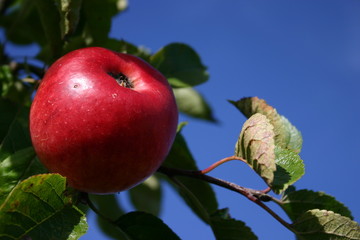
108;72;133;88
73;84;79;88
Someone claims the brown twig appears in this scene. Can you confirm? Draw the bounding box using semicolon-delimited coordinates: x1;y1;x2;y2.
157;165;293;231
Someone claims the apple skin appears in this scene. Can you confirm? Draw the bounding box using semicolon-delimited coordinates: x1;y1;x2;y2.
30;47;178;194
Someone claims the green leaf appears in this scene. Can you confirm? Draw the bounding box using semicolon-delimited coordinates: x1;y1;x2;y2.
0;107;32;158
0;100;19;142
55;0;83;40
235;113;276;186
89;194;125;239
173;87;216;122
115;211;181;240
162;131;218;223
150;43;209;88
116;39;151;60
62;35;89;55
0;174;88;240
176;122;188;133
230;97;303;153
210;209;258;240
0;65;32;104
291;209;360;240
281;189;353;222
280;115;303;153
35;0;63;62
0;65;15;98
271;146;305;194
129;175;162;216
0;0;46;46
82;0;127;45
0;0;12;13
0;147;47;205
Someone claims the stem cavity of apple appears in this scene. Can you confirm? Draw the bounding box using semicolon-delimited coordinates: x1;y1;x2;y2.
107;72;134;89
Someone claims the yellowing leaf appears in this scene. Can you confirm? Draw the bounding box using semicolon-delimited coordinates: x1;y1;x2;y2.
281;189;353;222
235;113;276;185
230;97;303;153
292;209;360;240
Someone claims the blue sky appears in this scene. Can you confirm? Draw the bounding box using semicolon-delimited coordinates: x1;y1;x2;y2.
86;1;360;239
2;0;359;239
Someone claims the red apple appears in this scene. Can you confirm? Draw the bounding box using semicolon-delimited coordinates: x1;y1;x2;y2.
30;47;178;194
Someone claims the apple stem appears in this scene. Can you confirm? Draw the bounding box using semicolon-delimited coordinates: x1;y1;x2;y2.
157;165;293;231
107;72;134;88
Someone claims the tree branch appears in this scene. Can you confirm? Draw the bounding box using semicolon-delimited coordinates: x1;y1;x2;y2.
157;165;293;231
